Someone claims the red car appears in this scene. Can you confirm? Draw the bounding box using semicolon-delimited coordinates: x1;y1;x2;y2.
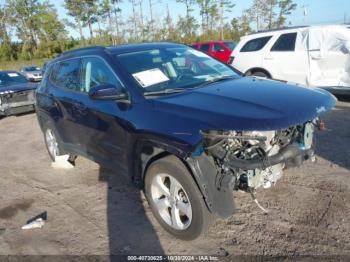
190;41;237;63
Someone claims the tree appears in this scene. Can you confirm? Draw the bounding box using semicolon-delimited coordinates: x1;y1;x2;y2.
276;0;297;27
111;0;123;43
0;5;14;61
64;0;87;45
128;0;138;40
176;0;197;39
266;0;277;29
218;0;235;40
80;0;98;40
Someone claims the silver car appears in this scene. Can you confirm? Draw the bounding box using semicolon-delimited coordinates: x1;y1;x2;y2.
20;65;43;82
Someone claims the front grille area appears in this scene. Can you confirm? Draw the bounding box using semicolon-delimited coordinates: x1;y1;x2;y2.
6;90;35;104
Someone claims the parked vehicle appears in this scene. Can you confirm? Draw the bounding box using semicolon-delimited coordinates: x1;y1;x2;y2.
0;71;37;116
230;25;350;94
191;41;237;63
36;43;336;240
20;65;43;82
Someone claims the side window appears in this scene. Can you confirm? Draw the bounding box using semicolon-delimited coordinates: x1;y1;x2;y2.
271;33;297;51
200;44;210;52
240;36;272;52
81;57;121;93
50;59;81;91
213;44;225;52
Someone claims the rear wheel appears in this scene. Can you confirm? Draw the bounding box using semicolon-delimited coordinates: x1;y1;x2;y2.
43;122;65;161
145;155;212;240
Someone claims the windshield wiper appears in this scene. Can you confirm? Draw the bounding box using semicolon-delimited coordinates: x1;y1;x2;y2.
144;88;188;96
196;75;236;88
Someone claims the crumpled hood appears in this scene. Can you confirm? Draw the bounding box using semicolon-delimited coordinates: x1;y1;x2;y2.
153;77;336;131
0;83;37;95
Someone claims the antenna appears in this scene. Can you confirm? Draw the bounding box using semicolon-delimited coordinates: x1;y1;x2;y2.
301;5;309;25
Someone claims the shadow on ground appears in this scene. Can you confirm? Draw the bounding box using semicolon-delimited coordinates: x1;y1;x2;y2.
98;167;165;260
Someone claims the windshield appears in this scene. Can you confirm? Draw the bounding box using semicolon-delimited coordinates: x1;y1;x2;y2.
223;42;237;50
115;47;238;95
0;72;28;87
24;66;40;71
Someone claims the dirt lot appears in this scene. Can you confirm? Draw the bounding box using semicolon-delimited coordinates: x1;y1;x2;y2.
0;100;350;260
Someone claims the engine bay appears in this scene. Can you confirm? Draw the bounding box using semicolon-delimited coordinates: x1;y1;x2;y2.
201;120;319;193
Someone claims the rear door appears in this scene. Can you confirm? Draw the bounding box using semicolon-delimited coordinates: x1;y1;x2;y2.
263;32;308;85
199;43;211;55
48;58;83;146
211;43;230;63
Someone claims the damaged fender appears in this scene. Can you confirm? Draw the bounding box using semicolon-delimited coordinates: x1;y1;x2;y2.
186;152;235;218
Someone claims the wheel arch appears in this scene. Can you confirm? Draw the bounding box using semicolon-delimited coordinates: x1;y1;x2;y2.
132;138;235;218
245;67;272;78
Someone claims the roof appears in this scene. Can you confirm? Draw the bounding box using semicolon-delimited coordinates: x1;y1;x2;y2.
191;40;236;45
248;26;309;35
54;42;185;62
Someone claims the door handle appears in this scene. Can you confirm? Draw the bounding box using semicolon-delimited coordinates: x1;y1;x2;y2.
264;57;274;60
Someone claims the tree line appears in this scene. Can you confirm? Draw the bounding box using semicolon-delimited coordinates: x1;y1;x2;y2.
0;0;297;62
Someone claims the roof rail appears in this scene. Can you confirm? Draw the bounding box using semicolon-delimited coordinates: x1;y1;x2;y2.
249;26;309;35
56;45;106;58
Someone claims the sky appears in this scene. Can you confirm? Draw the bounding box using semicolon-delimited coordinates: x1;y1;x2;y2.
1;0;350;38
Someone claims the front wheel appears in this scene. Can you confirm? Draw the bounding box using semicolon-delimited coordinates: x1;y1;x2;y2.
145;155;212;240
251;71;269;78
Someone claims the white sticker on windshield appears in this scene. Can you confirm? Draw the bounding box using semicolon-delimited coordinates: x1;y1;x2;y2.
8;73;19;77
132;68;169;88
188;49;210;58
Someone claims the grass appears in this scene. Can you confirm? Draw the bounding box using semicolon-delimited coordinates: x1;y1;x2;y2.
0;58;50;71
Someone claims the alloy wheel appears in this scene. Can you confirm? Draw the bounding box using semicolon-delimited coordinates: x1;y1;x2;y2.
150;173;193;230
45;128;59;160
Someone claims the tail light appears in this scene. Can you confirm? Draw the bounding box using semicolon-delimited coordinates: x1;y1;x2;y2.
228;56;235;64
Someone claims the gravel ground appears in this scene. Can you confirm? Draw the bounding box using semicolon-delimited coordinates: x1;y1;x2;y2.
0;100;349;260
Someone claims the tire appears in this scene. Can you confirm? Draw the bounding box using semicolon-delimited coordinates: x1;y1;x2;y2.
145;155;212;240
251;71;269;78
42;121;66;161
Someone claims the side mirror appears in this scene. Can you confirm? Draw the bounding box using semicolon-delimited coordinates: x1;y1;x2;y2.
88;84;127;100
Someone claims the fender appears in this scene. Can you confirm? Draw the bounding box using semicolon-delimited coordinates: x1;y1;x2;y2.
134;138;235;218
186;153;235;218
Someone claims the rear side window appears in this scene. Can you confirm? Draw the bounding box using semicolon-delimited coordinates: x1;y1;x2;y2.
213;43;225;52
223;42;237;50
191;44;199;50
50;59;81;91
81;57;121;93
240;36;272;52
200;44;210;52
271;33;297;51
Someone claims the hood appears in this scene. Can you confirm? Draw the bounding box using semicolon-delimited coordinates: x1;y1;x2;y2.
153;77;336;131
0;83;37;95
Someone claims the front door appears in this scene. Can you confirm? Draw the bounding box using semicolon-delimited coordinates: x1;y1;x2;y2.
75;56;129;170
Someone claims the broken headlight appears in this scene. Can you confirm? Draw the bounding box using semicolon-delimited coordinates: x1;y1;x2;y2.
201;123;315;191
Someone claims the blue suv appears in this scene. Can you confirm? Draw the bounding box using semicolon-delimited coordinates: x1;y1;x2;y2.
36;43;336;240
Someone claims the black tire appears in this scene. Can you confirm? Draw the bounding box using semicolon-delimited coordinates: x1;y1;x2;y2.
42;121;66;161
251;70;269;78
145;155;212;240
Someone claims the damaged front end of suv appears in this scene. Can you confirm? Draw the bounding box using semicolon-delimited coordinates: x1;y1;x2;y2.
202;121;318;192
185;119;325;218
